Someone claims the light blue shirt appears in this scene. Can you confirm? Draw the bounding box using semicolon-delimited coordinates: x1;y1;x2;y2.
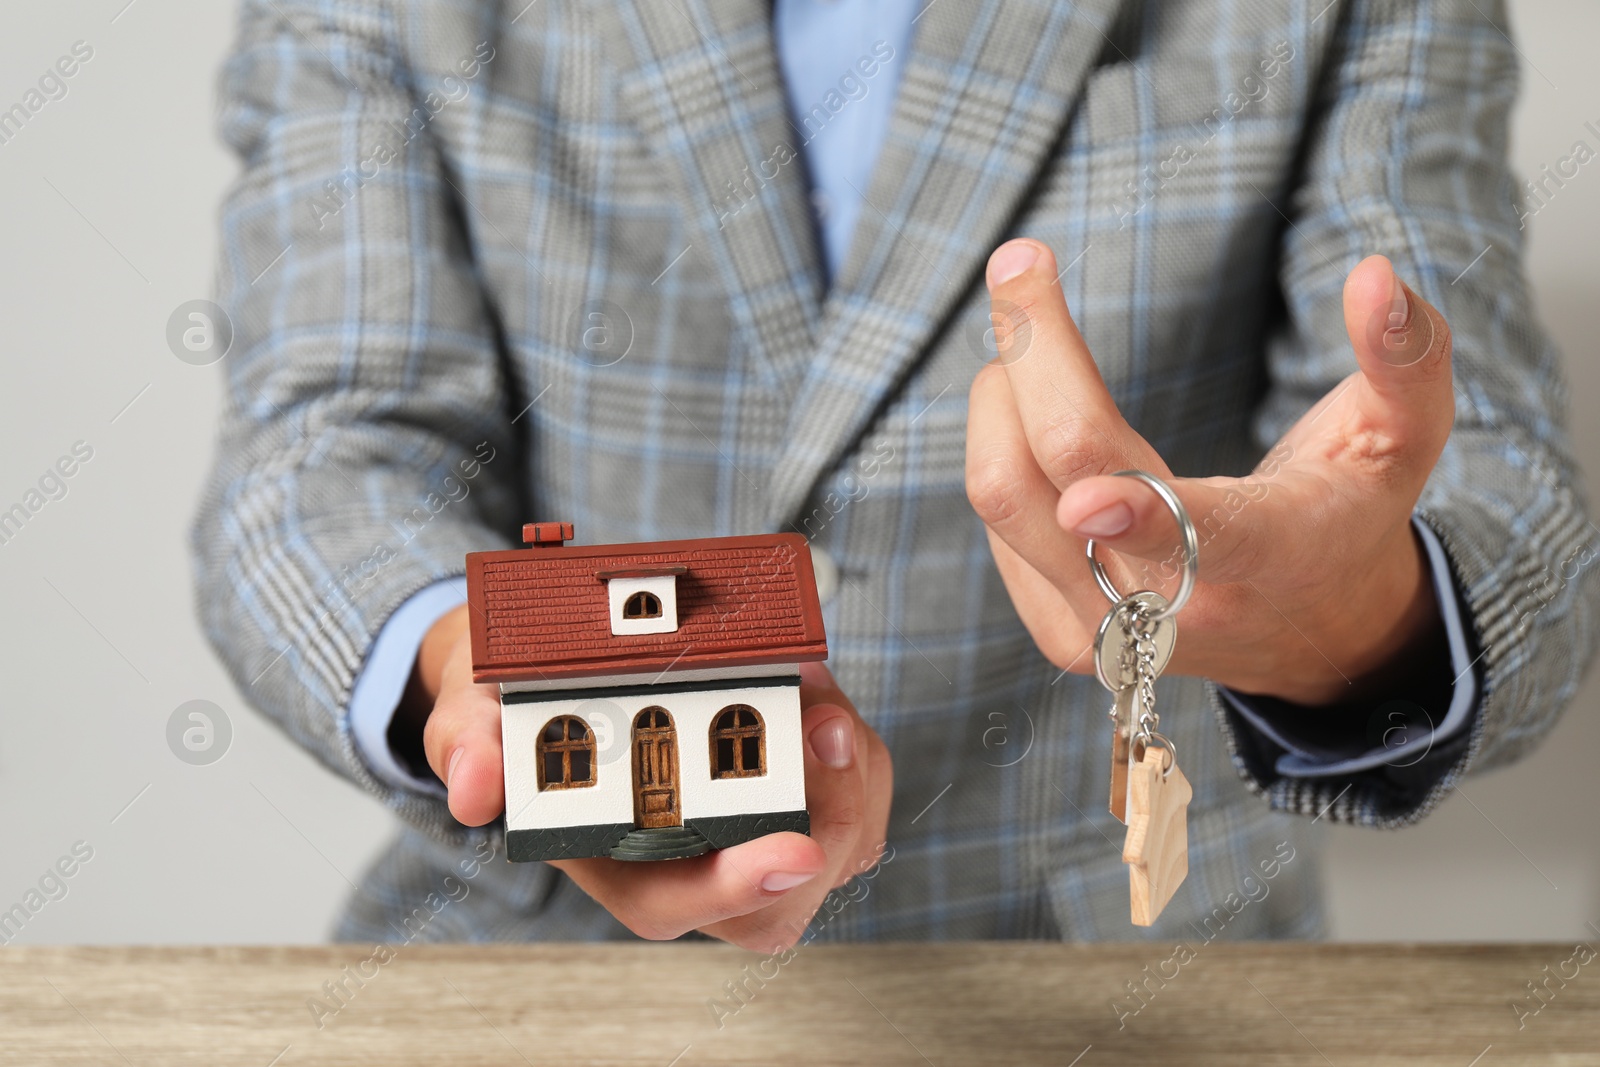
773;0;922;281
348;0;1478;793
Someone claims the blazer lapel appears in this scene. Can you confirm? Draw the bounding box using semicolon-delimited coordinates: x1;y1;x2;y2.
588;0;825;387
764;0;1127;531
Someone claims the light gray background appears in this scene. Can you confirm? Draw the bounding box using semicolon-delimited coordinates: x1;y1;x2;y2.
0;1;1593;944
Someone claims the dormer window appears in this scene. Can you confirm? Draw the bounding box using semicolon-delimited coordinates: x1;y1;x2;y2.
598;565;687;635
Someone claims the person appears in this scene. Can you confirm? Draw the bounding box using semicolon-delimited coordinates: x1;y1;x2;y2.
193;0;1595;948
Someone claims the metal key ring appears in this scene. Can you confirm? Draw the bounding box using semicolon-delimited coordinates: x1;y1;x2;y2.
1085;470;1198;622
1131;731;1179;779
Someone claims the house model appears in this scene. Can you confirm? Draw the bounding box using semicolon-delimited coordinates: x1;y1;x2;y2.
465;523;828;862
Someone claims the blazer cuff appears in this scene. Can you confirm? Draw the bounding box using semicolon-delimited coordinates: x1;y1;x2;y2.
348;578;467;797
1214;517;1481;819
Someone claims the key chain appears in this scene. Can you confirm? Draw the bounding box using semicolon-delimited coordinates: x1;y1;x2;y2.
1087;471;1198;926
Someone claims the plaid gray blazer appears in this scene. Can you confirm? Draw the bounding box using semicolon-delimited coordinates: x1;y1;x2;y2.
193;0;1595;943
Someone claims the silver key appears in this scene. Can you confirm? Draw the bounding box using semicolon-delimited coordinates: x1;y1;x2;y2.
1107;684;1135;822
1094;592;1177;823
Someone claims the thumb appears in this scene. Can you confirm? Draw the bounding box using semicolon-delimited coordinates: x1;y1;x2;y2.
422;639;506;827
1057;470;1288;587
1342;254;1454;464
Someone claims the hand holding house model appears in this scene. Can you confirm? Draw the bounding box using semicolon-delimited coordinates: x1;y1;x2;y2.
465;523;829;863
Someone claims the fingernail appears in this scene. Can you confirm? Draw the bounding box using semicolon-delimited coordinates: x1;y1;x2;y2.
809;717;854;770
988;240;1040;285
1386;267;1413;335
446;747;465;788
1075;501;1134;538
760;870;818;893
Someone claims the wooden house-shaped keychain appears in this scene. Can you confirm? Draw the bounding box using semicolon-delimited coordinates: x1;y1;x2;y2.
465;523;828;862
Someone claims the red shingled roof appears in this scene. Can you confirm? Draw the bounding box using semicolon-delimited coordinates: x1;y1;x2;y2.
465;532;828;683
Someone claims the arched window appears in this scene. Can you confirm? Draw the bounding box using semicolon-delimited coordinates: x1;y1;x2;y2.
710;705;765;779
636;706;673;731
537;716;595;790
623;590;662;619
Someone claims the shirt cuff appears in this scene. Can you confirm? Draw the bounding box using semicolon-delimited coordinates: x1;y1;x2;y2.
348;578;467;796
1218;517;1478;777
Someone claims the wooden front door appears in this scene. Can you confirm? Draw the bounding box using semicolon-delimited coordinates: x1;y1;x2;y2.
631;707;681;828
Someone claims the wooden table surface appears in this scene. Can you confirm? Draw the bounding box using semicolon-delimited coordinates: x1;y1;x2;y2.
3;943;1595;1065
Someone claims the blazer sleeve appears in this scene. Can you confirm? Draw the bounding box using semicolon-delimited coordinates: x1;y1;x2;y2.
190;1;522;846
1216;0;1600;827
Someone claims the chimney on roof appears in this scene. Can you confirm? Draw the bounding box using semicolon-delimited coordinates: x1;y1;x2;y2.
523;521;574;547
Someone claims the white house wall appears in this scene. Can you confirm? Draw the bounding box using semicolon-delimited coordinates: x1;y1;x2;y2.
501;682;806;833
